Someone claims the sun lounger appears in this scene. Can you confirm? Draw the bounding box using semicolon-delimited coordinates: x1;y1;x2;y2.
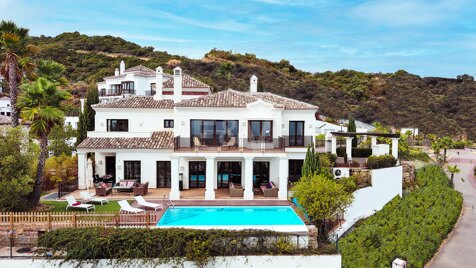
118;200;145;213
134;195;163;211
80;191;109;205
66;196;95;212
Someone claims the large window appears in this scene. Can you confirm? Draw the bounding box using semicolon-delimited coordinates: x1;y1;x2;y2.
150;83;156;96
289;121;304;146
110;84;121;95
121;81;134;94
248;120;273;142
107;119;128;132
190;120;239;146
288;160;304;183
217;162;241;188
100;88;106;96
156;161;171;188
124;161;141;181
189;161;206;188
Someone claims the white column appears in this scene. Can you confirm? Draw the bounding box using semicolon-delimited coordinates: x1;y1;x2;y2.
278;158;288;200
391;138;399;159
77;152;88;190
324;132;332;153
170;157;180;200
205;157;216;200
244;157;254;200
345;137;353;161
371;136;377;147
331;136;337;155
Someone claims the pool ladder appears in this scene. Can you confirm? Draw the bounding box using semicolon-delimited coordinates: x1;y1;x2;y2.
164;195;175;209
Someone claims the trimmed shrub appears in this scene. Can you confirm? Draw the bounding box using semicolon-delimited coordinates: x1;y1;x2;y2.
340;165;463;268
367;155;397;169
336;147;372;158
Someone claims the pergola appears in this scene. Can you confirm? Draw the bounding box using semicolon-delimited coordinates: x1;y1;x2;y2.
325;132;400;161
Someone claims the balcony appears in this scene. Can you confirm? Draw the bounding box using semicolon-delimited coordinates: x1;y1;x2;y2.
282;136;314;148
174;136;286;152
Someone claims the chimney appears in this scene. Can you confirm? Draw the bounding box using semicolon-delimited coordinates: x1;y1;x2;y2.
119;60;125;75
153;66;163;100
250;75;258;93
114;68;119;76
173;66;182;103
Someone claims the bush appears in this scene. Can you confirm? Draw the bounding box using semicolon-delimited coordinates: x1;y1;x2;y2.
336;177;357;193
336;147;372;158
37;228;330;266
367;155;397;169
340;165;462;267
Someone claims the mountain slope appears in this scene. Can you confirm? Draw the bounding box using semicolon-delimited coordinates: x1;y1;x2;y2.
30;32;476;140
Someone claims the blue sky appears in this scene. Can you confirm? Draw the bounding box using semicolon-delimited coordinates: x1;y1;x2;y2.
1;0;476;77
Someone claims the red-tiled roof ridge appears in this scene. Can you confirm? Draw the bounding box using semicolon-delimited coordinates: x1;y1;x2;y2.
93;96;174;109
163;74;210;89
77;131;174;150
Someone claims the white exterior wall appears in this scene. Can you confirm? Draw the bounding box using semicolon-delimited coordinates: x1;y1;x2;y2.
0;97;11;116
332;166;403;237
64;116;79;130
94;108;174;134
0;255;342;268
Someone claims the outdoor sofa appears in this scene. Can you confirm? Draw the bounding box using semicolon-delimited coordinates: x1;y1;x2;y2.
113;180;139;195
95;182;112;196
229;182;244;197
260;181;278;197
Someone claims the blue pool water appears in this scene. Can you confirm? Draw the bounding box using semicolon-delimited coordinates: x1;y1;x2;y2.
157;206;304;226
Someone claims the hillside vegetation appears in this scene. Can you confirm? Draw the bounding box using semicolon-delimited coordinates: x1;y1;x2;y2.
30;32;476;139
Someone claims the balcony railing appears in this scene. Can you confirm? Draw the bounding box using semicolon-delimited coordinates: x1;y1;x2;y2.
282;136;314;148
174;136;286;152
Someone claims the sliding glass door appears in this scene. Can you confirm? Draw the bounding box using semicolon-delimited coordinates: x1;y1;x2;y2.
124;161;141;181
217;162;242;188
189;161;206;188
289;121;304;146
253;162;270;187
190;120;239;146
156;161;171;188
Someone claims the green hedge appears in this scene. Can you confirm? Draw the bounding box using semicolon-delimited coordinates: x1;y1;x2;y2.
336;147;373;158
340;165;462;268
37;228;332;266
367;155;397;169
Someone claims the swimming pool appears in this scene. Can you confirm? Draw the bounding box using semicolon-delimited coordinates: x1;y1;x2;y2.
157;206;308;233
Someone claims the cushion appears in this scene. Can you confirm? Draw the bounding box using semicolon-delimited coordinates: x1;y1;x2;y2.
266;182;273;189
119;181;127;186
127;181;135;187
72;202;81;206
101;183;107;188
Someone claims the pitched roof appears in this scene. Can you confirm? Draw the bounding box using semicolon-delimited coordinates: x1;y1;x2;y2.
93;96;174;109
0;115;11;125
175;89;318;110
163;74;210;89
103;74;127;80
77;131;174;150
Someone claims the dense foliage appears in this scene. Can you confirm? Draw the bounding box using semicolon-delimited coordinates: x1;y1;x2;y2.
367;155;397;169
336;147;373;158
37;228;333;266
0;128;36;211
22;32;476;140
340;165;463;267
43;155;77;191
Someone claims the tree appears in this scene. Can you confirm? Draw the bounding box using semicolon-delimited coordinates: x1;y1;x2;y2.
447;165;460;188
76;106;87;146
438;136;453;163
35;59;68;85
0;128;35;211
347;117;358;147
302;143;320;177
18;77;70;205
293;174;353;241
0;20;38;127
48;123;76;156
84;87;99;131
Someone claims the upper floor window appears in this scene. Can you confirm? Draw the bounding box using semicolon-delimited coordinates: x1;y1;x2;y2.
121;81;135;94
150;83;156;96
107;119;128;132
248;120;272;142
289;121;304;146
100;88;106;96
164;119;174;128
110;84;121;95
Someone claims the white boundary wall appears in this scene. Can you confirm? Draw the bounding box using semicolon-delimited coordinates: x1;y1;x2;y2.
332;166;403;237
0;255;341;268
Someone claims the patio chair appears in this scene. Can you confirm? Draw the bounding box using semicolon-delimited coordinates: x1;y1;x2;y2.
80;191;109;205
193;137;207;149
221;137;236;151
134;195;163;211
118;200;145;214
229;182;244;197
66;196;95;212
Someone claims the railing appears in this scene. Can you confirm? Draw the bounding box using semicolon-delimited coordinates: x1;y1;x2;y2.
174;136;285;152
58;180;78;199
0;211;159;230
282;136;314;148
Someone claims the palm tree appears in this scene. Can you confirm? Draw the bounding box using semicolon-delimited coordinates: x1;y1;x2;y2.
438;137;453;163
18;77;70;205
0;20;38;127
35;59;68;85
447;165;461;188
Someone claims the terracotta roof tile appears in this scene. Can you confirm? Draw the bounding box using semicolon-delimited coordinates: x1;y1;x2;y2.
0;115;11;125
77;131;174;150
163;75;210;89
176;89;318;110
93;96;174;109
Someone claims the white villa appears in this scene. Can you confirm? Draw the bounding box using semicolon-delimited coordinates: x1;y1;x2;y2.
0;96;11;116
97;60;211;103
77;65;317;201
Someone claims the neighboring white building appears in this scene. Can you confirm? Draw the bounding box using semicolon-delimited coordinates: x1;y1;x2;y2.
400;127;419;136
0;96;11;116
77;72;318;200
96;61;211;103
315;120;345;134
64;116;79;130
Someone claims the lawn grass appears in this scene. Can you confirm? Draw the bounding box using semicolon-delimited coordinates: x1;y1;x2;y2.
41;200;130;212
